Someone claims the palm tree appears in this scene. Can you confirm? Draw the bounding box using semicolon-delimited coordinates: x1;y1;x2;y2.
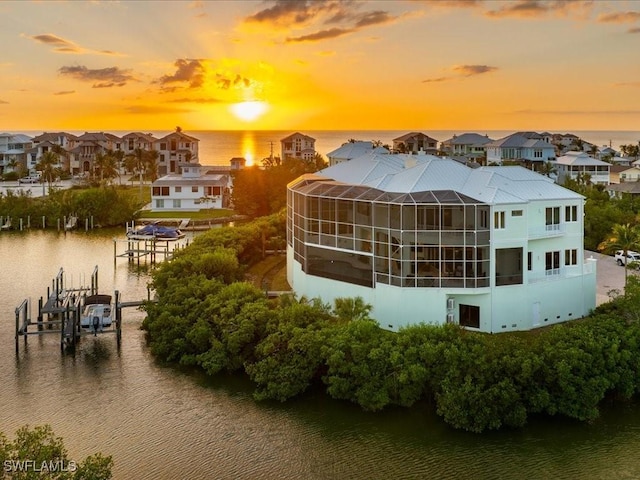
50;144;69;174
125;148;148;194
539;161;557;178
94;151;119;185
599;223;640;288
36;151;59;191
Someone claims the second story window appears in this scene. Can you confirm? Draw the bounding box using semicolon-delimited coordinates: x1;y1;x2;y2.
565;205;577;222
545;207;560;231
494;211;505;229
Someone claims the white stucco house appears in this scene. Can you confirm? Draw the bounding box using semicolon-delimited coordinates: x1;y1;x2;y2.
151;163;229;211
286;152;596;333
553;151;610;185
0;133;33;175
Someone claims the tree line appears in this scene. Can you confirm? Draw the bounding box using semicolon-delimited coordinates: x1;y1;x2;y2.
141;213;640;433
0;186;144;228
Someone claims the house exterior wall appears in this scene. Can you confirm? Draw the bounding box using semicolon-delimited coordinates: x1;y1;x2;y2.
286;178;595;333
151;183;224;211
281;133;316;160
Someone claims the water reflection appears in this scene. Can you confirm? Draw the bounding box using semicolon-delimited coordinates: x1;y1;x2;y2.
241;131;255;166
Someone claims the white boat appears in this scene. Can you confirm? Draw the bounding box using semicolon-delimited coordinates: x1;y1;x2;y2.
80;294;113;334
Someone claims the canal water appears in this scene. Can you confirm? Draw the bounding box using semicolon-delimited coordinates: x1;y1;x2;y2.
1;229;639;479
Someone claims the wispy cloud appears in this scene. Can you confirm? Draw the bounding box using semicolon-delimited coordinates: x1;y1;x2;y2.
157;59;206;89
614;81;640;87
58;65;135;88
29;33;123;56
245;0;400;43
53;90;75;96
597;11;640;23
0;99;8;104
125;105;192;115
167;97;224;104
484;0;593;20
286;27;354;43
628;26;640;33
423;64;498;83
453;64;498;76
422;76;451;83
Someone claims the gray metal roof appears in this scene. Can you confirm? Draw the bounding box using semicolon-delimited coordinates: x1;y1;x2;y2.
554;152;611;166
327;141;389;160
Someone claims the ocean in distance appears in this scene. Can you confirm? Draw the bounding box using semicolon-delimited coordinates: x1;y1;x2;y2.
12;129;640;166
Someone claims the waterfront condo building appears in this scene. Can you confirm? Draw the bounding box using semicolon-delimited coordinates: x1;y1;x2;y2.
286;152;596;333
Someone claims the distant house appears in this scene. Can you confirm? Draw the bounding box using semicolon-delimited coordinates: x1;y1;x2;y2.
281;132;316;161
392;132;439;154
0;133;33;175
598;146;618;162
327;141;389;166
150;162;230;211
29;132;78;172
122;132;158;157
606;182;640;198
553;151;610;185
486;132;555;165
69;132;122;175
440;133;493;163
609;165;640;184
154;131;200;176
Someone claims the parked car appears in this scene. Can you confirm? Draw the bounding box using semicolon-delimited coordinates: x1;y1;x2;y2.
18;176;40;184
614;250;640;267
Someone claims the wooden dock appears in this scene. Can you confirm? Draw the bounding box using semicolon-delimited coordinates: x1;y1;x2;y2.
14;266;152;354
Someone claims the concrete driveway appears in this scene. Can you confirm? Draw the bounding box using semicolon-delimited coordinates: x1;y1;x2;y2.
586;250;635;305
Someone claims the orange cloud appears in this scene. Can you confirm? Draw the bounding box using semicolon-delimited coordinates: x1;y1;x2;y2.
29;33;123;56
485;0;593;19
597;11;640;23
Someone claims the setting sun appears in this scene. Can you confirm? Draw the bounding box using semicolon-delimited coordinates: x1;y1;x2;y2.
230;101;269;123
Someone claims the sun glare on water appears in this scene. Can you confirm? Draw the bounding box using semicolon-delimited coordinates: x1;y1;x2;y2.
230;101;269;122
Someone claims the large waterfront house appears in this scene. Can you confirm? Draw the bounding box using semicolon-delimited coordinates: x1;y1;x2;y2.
552;151;611;185
68;132;122;175
29;132;78;173
486;132;556;165
327;141;389;166
121;132;158;157
286;151;596;333
150;162;230;211
281;133;316;161
392;132;439;154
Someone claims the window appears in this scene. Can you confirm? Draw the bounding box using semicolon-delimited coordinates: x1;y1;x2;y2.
545;207;560;230
192;186;198;193
528;252;532;271
545;251;560;274
565;249;578;266
155;199;164;208
512;210;523;217
494;211;505;229
160;143;166;150
459;304;480;329
565;205;578;222
175;186;182;193
173;199;181;208
152;186;170;196
534;150;543;158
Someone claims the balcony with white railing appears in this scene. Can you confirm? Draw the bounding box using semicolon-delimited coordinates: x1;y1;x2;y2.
529;223;565;239
528;262;594;284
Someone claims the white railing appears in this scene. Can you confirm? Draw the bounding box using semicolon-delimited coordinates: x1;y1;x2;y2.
529;223;565;239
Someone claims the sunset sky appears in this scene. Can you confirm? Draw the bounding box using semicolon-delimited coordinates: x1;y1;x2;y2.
1;0;639;132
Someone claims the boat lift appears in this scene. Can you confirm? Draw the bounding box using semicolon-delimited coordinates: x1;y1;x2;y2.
14;266;125;353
